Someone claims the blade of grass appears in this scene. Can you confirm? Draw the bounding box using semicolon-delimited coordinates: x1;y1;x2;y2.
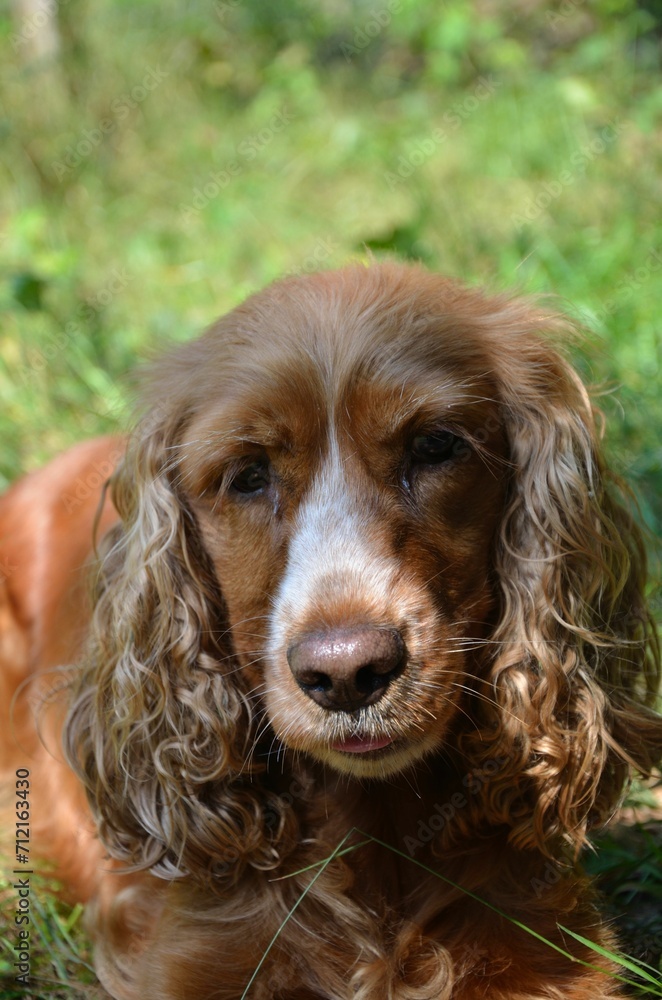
30;890;96;978
62;902;85;935
558;925;662;991
246;827;657;995
240;827;357;1000
268;838;372;881
358;829;660;995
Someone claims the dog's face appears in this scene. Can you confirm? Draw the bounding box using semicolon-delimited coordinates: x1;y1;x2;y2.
178;267;509;778
69;262;658;879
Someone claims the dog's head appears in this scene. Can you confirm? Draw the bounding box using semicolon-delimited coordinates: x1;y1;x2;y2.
67;263;662;879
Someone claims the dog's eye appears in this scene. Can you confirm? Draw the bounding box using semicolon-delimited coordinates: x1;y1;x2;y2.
410;431;464;465
230;459;271;495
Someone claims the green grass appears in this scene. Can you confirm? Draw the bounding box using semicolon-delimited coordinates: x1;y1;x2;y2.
0;876;105;999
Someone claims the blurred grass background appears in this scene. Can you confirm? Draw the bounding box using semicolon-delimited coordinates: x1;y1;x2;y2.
1;0;661;549
1;0;662;995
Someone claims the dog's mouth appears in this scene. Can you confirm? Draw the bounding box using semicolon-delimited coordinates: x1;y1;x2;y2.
330;734;395;755
292;724;443;777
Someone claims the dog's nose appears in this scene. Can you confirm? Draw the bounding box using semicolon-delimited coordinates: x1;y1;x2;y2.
287;627;405;711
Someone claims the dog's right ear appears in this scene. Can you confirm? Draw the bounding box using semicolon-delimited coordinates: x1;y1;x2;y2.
65;413;294;884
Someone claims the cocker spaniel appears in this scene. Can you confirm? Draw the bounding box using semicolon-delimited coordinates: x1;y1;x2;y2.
1;263;661;1000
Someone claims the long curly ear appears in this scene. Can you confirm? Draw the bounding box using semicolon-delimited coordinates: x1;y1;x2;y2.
65;416;294;885
463;302;662;854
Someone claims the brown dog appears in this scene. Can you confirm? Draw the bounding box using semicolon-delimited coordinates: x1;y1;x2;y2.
2;263;660;999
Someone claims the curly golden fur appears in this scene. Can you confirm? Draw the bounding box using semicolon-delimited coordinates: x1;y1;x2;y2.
2;263;661;999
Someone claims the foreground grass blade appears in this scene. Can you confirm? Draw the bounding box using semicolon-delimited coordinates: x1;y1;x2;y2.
240;828;357;1000
246;828;659;997
558;925;662;992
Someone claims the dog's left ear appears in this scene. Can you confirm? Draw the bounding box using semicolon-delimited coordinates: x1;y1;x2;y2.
464;299;662;852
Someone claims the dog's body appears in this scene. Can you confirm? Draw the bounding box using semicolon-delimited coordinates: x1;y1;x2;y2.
2;264;661;999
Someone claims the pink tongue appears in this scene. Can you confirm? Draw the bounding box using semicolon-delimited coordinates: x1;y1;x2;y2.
332;735;393;754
